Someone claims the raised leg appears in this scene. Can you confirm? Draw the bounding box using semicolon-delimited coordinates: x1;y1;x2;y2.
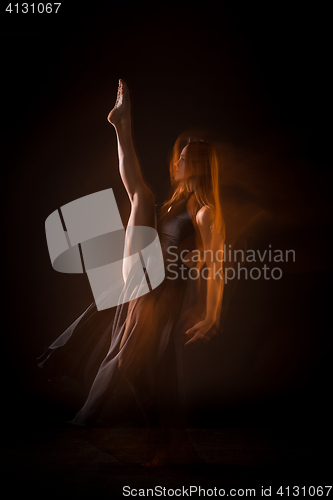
108;79;156;230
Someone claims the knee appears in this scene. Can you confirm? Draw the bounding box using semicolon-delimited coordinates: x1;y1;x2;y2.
132;187;155;207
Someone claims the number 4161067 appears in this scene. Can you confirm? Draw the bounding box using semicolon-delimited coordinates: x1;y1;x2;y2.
5;3;61;14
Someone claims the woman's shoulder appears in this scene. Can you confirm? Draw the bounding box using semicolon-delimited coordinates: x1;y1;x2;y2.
196;205;213;227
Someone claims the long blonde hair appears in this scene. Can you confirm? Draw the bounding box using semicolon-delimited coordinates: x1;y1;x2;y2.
161;135;225;237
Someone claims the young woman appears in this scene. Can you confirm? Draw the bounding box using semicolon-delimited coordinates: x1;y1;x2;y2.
38;79;225;466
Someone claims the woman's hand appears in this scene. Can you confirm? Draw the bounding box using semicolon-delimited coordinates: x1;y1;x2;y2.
184;318;216;346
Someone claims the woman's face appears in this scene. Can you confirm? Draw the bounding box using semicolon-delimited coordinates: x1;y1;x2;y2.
174;146;187;181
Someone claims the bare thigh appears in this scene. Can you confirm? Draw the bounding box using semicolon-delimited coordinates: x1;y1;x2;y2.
121;187;157;306
127;188;156;230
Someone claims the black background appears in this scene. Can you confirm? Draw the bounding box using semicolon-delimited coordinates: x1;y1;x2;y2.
1;0;332;459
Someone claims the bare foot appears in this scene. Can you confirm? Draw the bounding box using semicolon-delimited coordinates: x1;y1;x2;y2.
107;79;131;127
142;451;169;468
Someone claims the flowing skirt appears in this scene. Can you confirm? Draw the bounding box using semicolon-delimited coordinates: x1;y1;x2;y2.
37;261;210;430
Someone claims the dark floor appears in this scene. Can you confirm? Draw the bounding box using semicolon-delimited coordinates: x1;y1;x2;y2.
1;424;331;499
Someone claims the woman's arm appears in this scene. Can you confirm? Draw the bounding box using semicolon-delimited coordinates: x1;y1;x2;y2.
184;206;225;346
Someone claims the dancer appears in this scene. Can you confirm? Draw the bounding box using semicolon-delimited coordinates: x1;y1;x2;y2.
38;79;225;466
